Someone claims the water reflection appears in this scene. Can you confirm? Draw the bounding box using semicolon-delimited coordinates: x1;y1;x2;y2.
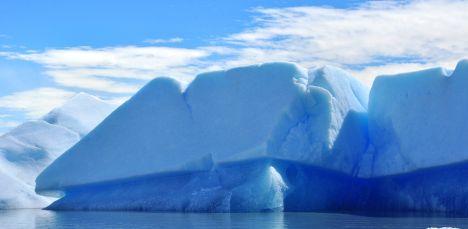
0;209;467;228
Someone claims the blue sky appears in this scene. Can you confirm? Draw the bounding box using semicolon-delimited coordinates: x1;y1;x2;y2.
0;0;467;134
0;0;356;49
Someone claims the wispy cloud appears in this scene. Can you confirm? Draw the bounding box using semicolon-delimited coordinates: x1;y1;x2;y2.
1;46;211;93
0;87;75;119
223;0;468;82
44;69;142;93
144;37;183;44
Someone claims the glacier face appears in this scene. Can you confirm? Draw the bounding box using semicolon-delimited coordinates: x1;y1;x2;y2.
0;93;115;209
36;63;369;194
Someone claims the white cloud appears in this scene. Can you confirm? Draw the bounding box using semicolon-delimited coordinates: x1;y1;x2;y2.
0;88;75;119
10;46;207;69
144;37;183;44
45;70;142;93
224;0;468;84
2;46;211;93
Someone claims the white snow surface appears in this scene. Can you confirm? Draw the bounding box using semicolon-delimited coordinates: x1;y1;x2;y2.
43;92;115;136
0;93;115;209
365;59;468;176
36;62;369;193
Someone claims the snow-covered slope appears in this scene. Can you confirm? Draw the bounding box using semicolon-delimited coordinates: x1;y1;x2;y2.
43;93;115;136
0;93;115;209
36;63;369;209
366;59;468;176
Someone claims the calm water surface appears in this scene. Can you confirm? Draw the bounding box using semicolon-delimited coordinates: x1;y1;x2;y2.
0;209;466;229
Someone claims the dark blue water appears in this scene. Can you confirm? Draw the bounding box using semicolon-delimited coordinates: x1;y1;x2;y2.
0;210;466;229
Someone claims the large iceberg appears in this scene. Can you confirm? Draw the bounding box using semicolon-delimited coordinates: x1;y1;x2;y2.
36;63;369;211
0;93;115;209
36;60;468;214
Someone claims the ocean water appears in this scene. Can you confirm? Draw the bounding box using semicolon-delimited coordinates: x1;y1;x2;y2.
0;210;466;229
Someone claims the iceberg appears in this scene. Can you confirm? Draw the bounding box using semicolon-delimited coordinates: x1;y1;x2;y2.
34;60;468;214
0;93;115;209
36;62;369;212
